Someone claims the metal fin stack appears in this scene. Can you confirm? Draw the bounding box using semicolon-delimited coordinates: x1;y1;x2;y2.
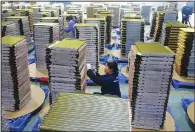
160;21;187;52
128;43;175;130
107;6;120;26
86;6;95;18
141;5;152;25
33;7;51;23
2;36;31;111
150;12;157;38
121;19;145;57
94;12;113;44
33;22;60;69
45;39;87;104
175;28;195;78
5;16;31;49
84;18;106;55
1;22;18;37
153;11;177;42
40;93;132;131
39;17;64;40
75;24;99;71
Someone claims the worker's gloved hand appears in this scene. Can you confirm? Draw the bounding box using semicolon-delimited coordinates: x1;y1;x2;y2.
86;64;91;70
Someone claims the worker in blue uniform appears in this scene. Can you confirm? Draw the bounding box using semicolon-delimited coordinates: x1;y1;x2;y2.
182;4;193;24
86;62;121;98
64;16;76;39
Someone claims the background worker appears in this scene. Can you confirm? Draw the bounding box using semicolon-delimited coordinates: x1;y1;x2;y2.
86;62;121;98
181;3;193;24
64;15;76;39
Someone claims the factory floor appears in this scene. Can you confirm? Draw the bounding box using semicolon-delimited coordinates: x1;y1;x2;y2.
24;25;194;131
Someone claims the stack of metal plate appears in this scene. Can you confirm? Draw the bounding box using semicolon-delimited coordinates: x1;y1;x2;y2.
1;10;21;21
153;12;165;42
2;36;31;111
84;18;106;55
128;43;175;130
86;6;95;18
150;12;157;37
160;21;187;52
45;39;87;104
1;21;18;37
141;5;152;25
121;19;144;57
153;11;177;42
33;23;60;69
157;6;165;11
159;22;171;45
5;16;30;36
93;7;106;14
39;17;64;40
33;8;51;23
123;12;142;19
107;6;120;26
1;107;9;131
75;24;99;71
40;93;132;131
120;8;132;20
175;28;195;79
16;9;34;33
94;12;113;44
5;16;31;49
164;11;177;22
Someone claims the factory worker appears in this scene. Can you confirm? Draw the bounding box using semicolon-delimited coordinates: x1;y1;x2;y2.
181;3;193;24
64;15;76;39
86;62;121;98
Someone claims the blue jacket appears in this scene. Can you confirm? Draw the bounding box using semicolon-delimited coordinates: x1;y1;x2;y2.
182;6;193;16
65;20;75;38
87;69;121;97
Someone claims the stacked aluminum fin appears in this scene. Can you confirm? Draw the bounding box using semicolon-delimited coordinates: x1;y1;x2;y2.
150;12;157;37
1;22;18;37
107;6;120;26
120;8;132;20
128;43;175;130
121;19;144;57
160;21;187;52
75;24;99;71
33;9;51;23
153;11;177;42
123;13;142;19
86;6;94;18
175;28;195;79
39;17;64;40
1;10;21;21
45;39;87;104
5;16;31;47
157;6;165;11
84;18;106;55
33;23;60;69
1;107;9;131
2;36;31;111
16;9;34;33
141;5;152;25
94;12;113;44
40;93;132;131
164;11;177;22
